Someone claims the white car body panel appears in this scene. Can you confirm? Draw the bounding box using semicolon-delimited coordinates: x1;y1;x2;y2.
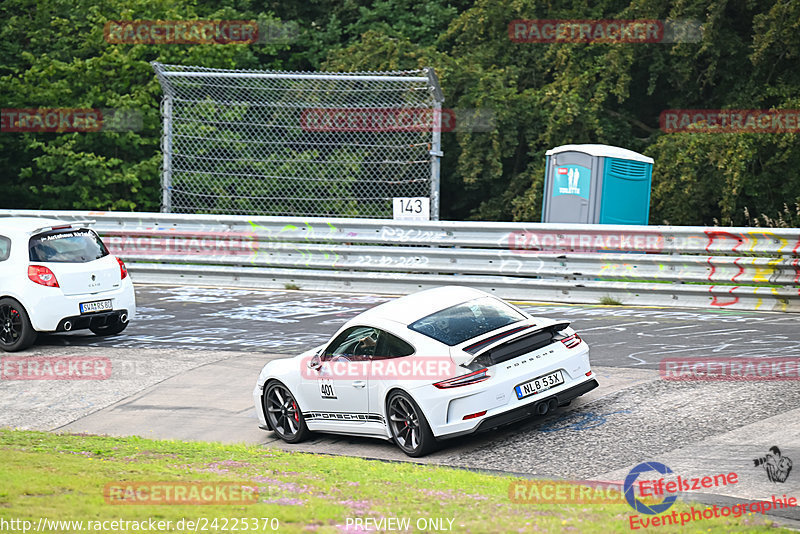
0;217;136;333
254;286;598;450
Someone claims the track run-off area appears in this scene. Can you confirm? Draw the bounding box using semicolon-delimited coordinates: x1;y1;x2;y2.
2;284;799;523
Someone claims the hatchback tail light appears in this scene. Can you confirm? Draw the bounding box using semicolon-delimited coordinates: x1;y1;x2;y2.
433;368;490;389
116;257;128;280
28;265;60;287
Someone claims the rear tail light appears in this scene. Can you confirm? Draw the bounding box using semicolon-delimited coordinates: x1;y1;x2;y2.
433;368;490;389
559;333;581;349
116;257;128;279
28;265;59;287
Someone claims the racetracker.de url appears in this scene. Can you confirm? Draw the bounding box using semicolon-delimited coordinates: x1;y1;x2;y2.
0;517;279;532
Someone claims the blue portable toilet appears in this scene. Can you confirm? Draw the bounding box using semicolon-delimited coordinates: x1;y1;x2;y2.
541;144;654;225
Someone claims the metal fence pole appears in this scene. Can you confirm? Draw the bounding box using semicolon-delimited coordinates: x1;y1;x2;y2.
161;97;173;213
426;68;444;221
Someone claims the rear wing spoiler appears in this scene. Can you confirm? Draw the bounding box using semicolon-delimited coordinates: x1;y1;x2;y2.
460;320;572;368
31;220;96;236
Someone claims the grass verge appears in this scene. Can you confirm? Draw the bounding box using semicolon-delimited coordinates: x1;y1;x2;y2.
0;429;790;533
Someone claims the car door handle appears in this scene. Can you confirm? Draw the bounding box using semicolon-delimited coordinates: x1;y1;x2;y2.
352;380;366;388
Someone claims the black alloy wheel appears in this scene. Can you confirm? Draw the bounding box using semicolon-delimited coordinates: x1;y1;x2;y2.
264;381;310;443
387;391;436;457
0;299;36;352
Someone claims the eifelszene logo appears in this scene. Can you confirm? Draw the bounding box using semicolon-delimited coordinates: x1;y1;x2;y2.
624;462;678;515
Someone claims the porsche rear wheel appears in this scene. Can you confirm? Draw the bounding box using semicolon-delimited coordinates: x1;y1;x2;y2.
264;381;310;443
387;390;436;457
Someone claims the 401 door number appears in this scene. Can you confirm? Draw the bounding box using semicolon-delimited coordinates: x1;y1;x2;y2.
320;381;337;399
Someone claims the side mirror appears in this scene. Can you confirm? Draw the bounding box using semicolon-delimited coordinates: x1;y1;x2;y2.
307;351;322;370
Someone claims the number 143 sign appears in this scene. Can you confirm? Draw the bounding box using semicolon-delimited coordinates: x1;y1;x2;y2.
392;197;430;221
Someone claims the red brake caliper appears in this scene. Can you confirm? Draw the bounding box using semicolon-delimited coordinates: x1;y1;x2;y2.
292;401;299;422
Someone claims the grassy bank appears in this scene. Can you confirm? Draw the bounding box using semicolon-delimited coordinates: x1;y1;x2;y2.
0;430;788;533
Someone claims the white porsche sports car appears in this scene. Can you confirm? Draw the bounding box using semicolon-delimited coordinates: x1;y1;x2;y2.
253;286;597;456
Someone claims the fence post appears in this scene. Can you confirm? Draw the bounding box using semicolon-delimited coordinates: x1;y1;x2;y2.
161;96;173;214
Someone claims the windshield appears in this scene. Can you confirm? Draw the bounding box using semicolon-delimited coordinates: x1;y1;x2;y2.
408;297;525;346
29;228;109;263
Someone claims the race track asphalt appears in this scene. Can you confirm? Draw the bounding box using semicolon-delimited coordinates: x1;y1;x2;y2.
3;284;799;524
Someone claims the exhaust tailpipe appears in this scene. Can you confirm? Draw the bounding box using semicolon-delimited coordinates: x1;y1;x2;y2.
63;321;72;331
536;402;549;415
119;313;128;323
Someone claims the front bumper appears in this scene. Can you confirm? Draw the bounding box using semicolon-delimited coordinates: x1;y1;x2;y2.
253;383;269;430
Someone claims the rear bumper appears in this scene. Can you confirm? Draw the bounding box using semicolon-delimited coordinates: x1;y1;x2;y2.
24;279;136;331
55;309;130;332
440;378;599;439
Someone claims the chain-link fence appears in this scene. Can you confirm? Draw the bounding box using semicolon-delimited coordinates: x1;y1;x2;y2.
152;62;443;219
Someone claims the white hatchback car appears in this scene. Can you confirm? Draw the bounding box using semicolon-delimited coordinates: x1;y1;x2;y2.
0;217;136;352
254;286;597;456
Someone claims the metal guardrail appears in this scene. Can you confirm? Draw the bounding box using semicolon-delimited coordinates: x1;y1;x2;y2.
2;210;799;312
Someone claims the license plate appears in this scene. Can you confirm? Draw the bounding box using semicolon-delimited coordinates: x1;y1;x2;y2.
515;370;564;400
80;300;113;314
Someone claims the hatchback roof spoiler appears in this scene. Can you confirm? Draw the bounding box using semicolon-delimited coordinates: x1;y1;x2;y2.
31;220;96;236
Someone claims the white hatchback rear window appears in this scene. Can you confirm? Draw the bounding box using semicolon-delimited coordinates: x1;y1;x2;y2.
29;229;108;263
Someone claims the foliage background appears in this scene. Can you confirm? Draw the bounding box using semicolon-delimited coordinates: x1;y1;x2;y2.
1;0;798;225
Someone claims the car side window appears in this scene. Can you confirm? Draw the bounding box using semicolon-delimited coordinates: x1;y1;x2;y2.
373;331;415;360
0;236;9;261
323;326;381;361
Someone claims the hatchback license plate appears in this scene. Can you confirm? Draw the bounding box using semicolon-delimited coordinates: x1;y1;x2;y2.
515;370;564;400
80;300;113;314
